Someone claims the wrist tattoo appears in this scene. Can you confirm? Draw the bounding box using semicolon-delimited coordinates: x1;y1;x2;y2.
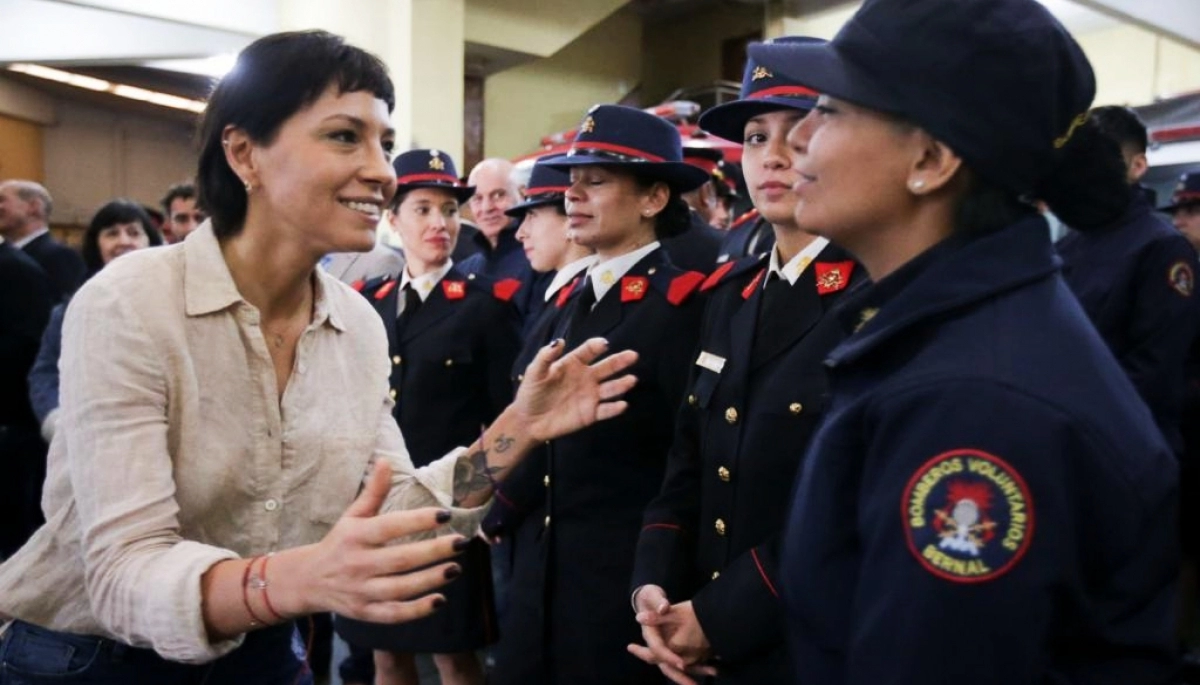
452;442;508;505
495;435;515;453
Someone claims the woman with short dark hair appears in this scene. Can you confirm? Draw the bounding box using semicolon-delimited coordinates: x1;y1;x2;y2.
0;30;635;684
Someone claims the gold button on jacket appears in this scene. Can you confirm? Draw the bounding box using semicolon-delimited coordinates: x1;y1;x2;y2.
715;518;727;536
724;407;738;424
717;466;731;482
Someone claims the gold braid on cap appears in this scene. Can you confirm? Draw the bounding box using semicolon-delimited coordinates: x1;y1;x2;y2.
1054;112;1089;149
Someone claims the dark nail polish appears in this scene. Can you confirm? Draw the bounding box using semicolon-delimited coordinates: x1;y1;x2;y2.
452;536;470;552
444;564;462;580
431;597;446;610
435;509;452;524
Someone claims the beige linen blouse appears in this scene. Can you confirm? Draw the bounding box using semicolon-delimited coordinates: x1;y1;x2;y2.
0;224;488;663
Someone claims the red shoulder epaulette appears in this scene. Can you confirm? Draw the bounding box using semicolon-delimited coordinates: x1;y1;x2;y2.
667;271;706;305
374;279;398;301
493;278;522;302
350;279;366;292
742;269;766;300
555;277;580;308
730;208;760;230
700;261;735;292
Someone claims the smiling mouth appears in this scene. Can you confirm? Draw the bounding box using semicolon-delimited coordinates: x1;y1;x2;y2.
340;200;382;221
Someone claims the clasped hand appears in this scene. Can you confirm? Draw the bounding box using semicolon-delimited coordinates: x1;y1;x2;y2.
627;585;717;685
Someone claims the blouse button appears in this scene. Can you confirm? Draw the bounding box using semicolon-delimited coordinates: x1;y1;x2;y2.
264;499;279;512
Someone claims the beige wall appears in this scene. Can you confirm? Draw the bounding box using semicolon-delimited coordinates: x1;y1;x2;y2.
484;8;643;160
1078;25;1200;105
0;115;44;183
641;4;766;105
42;99;195;228
466;0;629;59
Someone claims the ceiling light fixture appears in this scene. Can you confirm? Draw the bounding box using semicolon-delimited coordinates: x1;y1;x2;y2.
6;63;207;114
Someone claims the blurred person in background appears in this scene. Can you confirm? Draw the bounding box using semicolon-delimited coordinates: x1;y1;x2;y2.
0;180;85;300
160;182;207;244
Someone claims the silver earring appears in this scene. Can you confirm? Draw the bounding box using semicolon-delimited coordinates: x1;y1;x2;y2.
244;180;253;193
910;180;925;191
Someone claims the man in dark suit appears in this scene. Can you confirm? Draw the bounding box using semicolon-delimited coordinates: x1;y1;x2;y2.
0;180;86;300
0;239;55;558
461;159;549;326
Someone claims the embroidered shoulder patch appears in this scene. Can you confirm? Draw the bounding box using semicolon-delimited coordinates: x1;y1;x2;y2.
902;449;1034;584
815;261;855;295
1169;261;1194;297
621;275;649;302
442;280;466;300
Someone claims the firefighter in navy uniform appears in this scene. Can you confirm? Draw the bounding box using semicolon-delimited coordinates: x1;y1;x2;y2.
488;105;708;685
627;38;866;685
335;149;521;685
1056;110;1200;458
715;207;773;264
482;159;595;540
748;1;1180;683
479;157;595;632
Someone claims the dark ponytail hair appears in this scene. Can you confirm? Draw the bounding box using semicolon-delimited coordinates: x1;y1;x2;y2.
1035;116;1133;231
633;175;691;239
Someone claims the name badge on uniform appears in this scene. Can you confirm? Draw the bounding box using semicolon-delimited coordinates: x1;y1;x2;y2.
696;351;726;374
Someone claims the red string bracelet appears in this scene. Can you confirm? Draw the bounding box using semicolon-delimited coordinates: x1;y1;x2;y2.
241;557;267;627
250;553;285;622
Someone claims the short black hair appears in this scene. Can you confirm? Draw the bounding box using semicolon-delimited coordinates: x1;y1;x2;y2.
160;183;197;215
196;30;395;238
82;199;164;274
1089;105;1148;154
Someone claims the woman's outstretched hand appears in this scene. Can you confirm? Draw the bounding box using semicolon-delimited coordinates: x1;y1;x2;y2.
284;460;467;624
513;337;639;442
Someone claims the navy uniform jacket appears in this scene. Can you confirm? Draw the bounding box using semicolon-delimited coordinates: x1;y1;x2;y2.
22;232;85;301
1057;194;1200;455
782;220;1179;685
717;211;775;264
335;264;521;652
490;248;706;685
632;243;864;683
365;265;521;467
459;223;550;328
482;276;581;540
662;211;724;273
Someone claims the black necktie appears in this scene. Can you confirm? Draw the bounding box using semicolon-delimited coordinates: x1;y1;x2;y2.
751;272;793;366
566;276;596;343
395;284;421;338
